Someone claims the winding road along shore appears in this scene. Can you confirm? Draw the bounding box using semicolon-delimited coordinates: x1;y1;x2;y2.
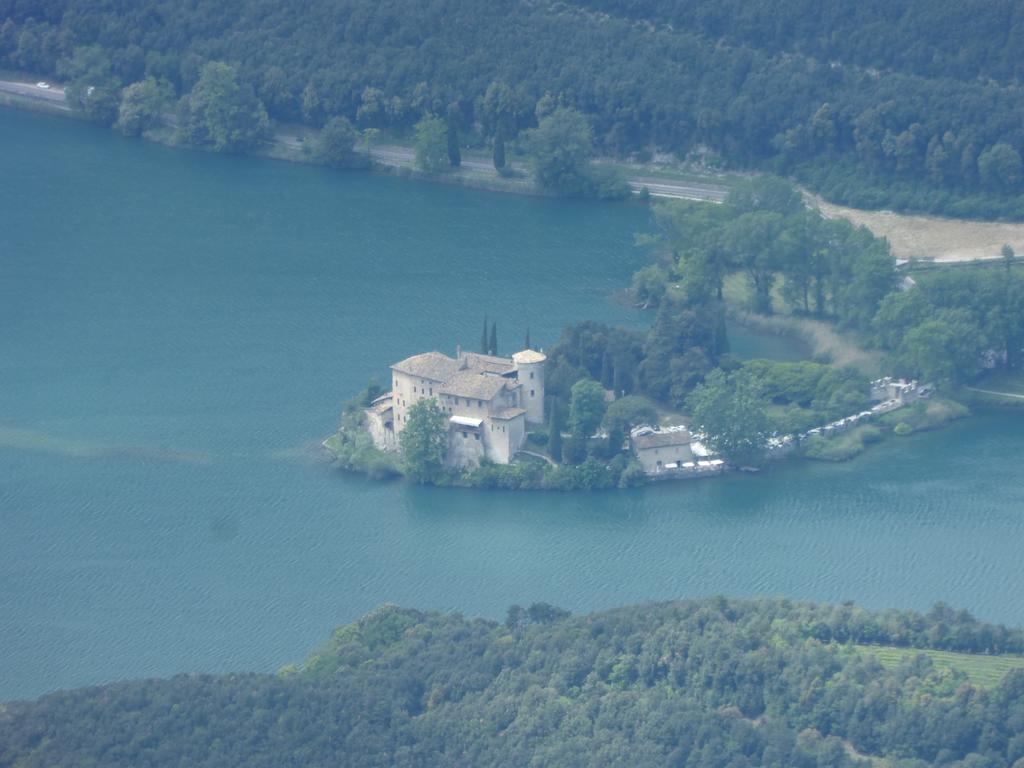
0;77;729;203
5;76;1023;260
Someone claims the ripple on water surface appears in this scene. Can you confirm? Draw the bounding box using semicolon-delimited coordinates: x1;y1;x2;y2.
0;109;1023;701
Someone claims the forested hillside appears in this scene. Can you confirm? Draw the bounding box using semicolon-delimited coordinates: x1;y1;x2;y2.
3;598;1024;767
3;0;1024;217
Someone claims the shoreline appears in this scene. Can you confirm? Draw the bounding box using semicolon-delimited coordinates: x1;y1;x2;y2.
4;75;1023;262
0;75;731;204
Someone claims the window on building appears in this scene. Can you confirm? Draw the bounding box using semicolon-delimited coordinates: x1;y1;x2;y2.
413;386;417;393
530;389;535;397
461;432;467;439
474;434;480;441
477;400;482;408
530;372;534;380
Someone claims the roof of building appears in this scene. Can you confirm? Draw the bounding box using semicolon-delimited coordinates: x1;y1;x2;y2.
391;351;461;382
440;370;509;400
512;349;546;364
367;395;393;415
491;407;527;420
459;352;515;374
632;429;692;450
450;415;483;428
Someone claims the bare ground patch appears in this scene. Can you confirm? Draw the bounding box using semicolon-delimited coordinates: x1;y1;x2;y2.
809;195;1024;263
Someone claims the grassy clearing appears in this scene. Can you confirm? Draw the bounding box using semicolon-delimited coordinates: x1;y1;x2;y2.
853;645;1024;688
810;193;1024;264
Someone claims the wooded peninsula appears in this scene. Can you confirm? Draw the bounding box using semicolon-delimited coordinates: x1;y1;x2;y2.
4;597;1024;768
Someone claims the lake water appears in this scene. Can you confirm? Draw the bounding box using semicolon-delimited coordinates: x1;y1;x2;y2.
2;109;1023;701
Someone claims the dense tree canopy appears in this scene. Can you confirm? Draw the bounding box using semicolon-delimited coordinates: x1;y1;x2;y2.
3;598;1024;767
7;0;1024;215
177;62;270;152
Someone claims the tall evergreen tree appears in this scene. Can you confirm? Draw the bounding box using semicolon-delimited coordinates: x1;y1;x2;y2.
493;131;506;170
489;322;498;356
481;315;489;354
612;363;626;398
600;351;613;388
525;328;531;350
446;103;461;167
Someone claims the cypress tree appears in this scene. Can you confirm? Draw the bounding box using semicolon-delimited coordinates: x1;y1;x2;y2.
481;315;489;354
489;322;498;356
493;131;506;170
446;103;461;167
612;363;626;397
600;351;613;389
606;422;624;458
525;327;531;350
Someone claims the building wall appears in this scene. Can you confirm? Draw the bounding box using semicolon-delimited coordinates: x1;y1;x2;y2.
515;361;545;424
364;404;397;451
487;414;526;464
447;427;486;469
391;369;444;437
635;443;694;475
387;357;539;466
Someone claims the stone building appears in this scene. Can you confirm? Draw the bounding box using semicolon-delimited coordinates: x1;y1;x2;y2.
365;347;546;468
630;425;694;475
630;425;726;478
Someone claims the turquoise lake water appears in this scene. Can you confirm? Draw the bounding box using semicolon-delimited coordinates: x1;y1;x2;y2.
2;109;1023;701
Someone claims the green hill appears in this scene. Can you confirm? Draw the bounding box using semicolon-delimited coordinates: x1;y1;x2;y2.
3;598;1024;767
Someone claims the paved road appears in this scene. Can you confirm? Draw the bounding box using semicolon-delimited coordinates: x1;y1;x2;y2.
367;144;729;201
1;79;729;202
964;386;1024;400
0;79;69;109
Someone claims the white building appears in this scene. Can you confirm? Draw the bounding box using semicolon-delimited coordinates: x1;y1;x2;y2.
365;347;546;468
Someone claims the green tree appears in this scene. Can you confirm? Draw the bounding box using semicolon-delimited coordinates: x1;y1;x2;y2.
978;143;1023;191
480;315;489;354
724;211;784;314
311;116;362;167
568;378;607;437
489;322;498;356
493;131;506;170
602;395;658;437
482;80;519;139
400;398;449;483
528;107;594;196
446;103;461;167
524;328;531;350
59;45;122;125
686;368;770;466
179;62;271;152
1003;244;1016;275
115;76;172;136
413;114;448;173
872;290;933;350
897;309;987;384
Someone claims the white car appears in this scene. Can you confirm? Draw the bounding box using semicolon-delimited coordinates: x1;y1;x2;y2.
35;82;50;89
